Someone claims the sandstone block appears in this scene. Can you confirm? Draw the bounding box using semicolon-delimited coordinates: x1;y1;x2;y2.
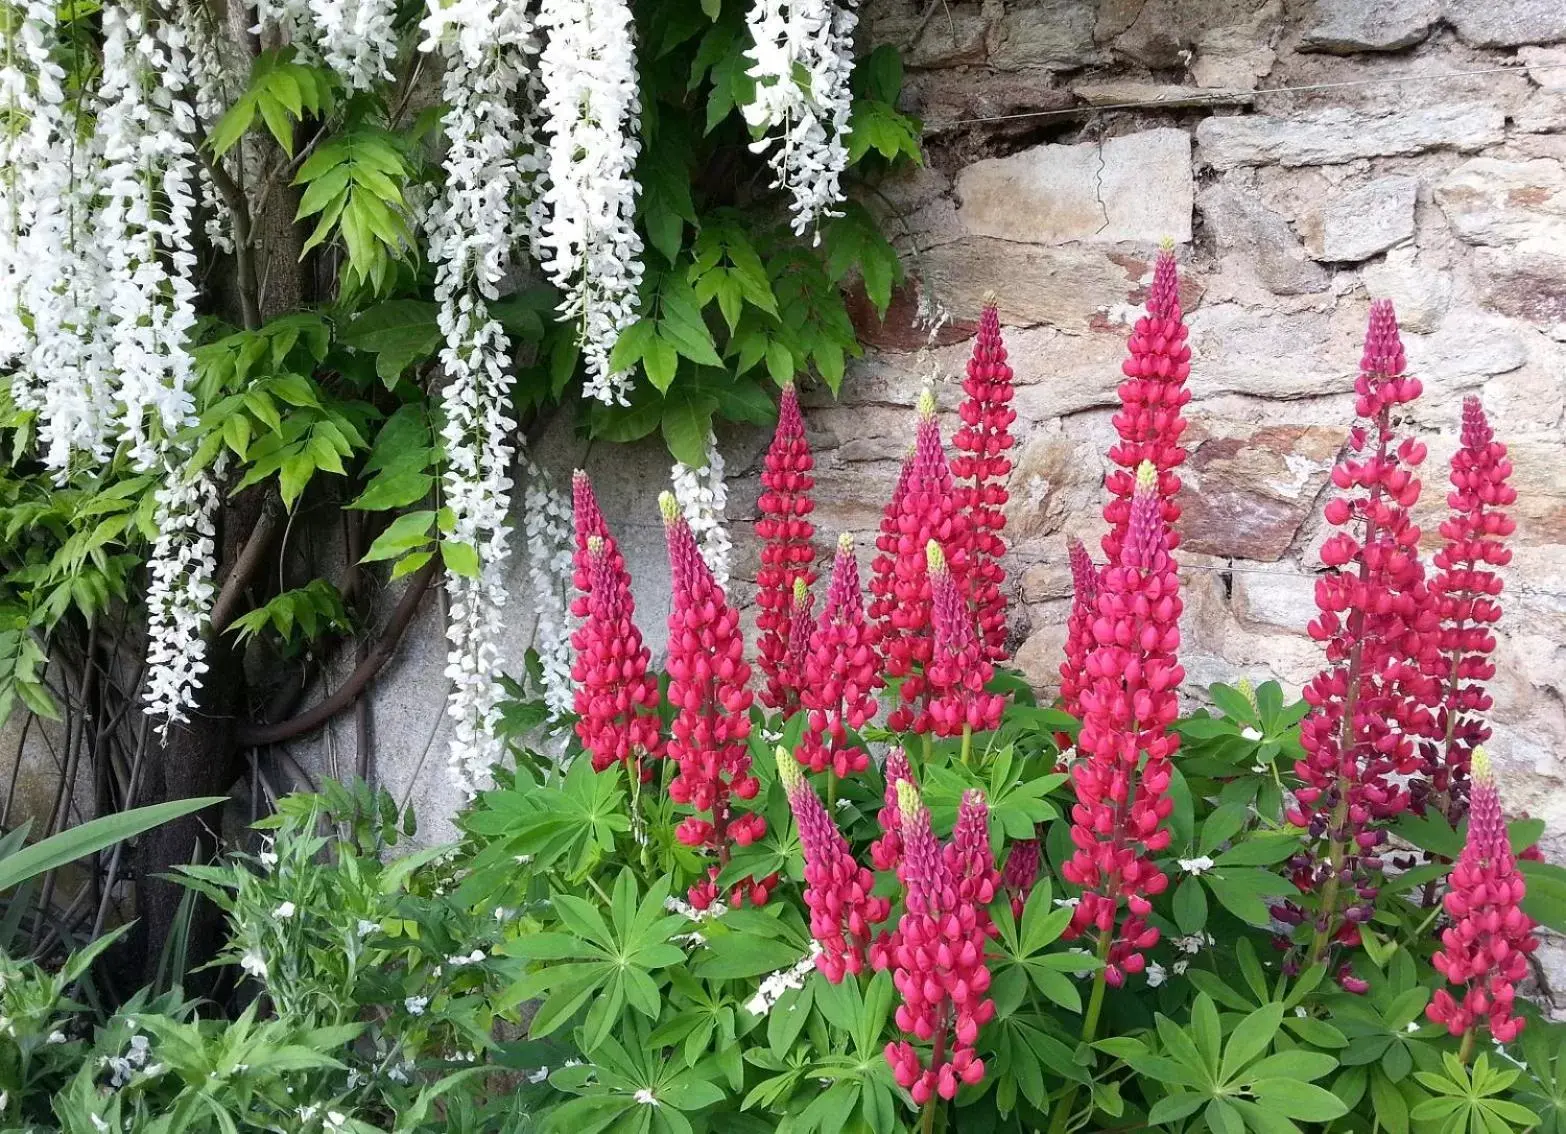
955;128;1194;245
1200;183;1329;295
1185;304;1360;399
1434;157;1566;247
920;238;1143;330
1196;103;1506;169
1300;0;1440;52
1444;0;1566;47
1310;176;1419;263
1359;248;1452;331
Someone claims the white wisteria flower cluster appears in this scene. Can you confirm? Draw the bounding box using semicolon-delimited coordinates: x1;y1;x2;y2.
142;460;224;729
671;432;733;589
177;0;238;255
741;0;858;240
521;465;575;718
254;0;399;91
419;0;537;793
536;0;645;406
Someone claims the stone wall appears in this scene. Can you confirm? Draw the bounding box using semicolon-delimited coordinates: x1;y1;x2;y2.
283;0;1566;852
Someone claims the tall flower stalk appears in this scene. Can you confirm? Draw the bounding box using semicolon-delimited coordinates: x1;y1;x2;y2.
1420;397;1515;822
951;296;1015;662
1103;247;1191;566
1061;462;1180;987
1289;300;1441;976
1057;538;1099;747
571;533;661;780
756;382;817;710
798;534;881;780
925;540;1004;752
1427;748;1537;1051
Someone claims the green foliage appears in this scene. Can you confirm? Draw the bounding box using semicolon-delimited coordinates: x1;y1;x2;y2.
0;796;224;894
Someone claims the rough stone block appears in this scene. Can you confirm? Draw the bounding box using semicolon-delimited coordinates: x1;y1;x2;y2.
955;128;1194;244
1310;176;1419;263
1359;248;1452;332
1196;103;1506;169
920;238;1144;330
1435;157;1566;247
1199;183;1329;295
1444;0;1566;47
1300;0;1440;53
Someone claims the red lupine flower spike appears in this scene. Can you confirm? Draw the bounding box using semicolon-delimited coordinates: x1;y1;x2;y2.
1421;396;1515;821
952;294;1016;662
1062;462;1181;985
1057;538;1100;747
776;748;891;982
1102;248;1192;566
660;492;766;877
925;540;1005;737
571;469;627;618
1001;839;1041;919
876;388;970;735
799;534;882;778
775;578;814;717
1288;300;1442;978
756;383;818;710
870;746;912;871
879;780;995;1103
1427;748;1538;1044
570;535;662;778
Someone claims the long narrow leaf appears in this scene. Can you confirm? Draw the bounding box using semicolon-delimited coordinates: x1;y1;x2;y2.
0;796;225;893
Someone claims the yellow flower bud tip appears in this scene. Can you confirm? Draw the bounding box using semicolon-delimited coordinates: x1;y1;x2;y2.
658;491;679;523
1471;746;1492;786
895;778;922;822
926;539;946;576
586;535;604;555
1135;460;1158;494
837;531;854;554
1159;235;1176;254
572;468;589;486
981;288;998;308
792;577;809;605
775;746;802;792
917;386;937;420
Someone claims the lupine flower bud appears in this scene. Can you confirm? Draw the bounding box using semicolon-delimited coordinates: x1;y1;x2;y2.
1421;396;1514;821
756;383;817;709
871;388;970;734
776;747;891;982
1102;248;1191;566
1427;749;1538;1044
1288;301;1442;972
877;780;995;1102
925;540;1005;737
661;492;766;871
779;578;815;716
870;746;912;871
952;295;1015;662
1001;839;1041;919
1058;538;1100;745
1062;461;1181;983
799;534;882;778
571;470;628;618
570;535;662;777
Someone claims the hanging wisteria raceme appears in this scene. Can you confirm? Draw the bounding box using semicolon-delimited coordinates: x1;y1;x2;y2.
741;0;857;239
536;0;644;405
253;0;398;91
98;3;202;473
522;465;575;718
143;460;225;731
0;0;58;369
671;432;733;590
1420;397;1515;822
176;0;236;255
419;0;536;791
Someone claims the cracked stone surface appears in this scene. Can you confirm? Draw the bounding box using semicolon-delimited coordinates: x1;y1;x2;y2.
954;127;1194;244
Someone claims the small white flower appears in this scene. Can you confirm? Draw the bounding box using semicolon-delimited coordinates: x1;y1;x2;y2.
446;949;486;966
672;931;707;949
324;1112;349;1134
240;948;269;981
1240;727;1262;742
258;850;279;868
405;995;429;1016
1172;933;1213;955
298;1104;319;1122
46;1030;66;1044
1178;856;1215;875
528;1067;550;1084
1405;1020;1421;1033
356;919;378;937
1055;896;1080;909
273;901;296;920
1172;959;1190;976
633;1088;659;1106
515;854;533;865
1146;962;1167;988
91;1116;110;1134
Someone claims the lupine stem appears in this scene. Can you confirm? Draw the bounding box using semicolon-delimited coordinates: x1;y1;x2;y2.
960;725;973;767
1459;1028;1477;1065
1046;932;1114;1134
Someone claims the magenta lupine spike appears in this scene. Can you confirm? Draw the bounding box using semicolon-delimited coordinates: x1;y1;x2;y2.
1062;462;1181;986
660;493;766;866
870;746;913;871
1289;300;1443;978
868;447;915;627
756;384;818;710
1421;396;1515;821
925;541;1005;737
571;470;626;618
571;536;662;778
799;534;882;778
1427;749;1538;1044
944;789;1000;916
1102;248;1192;566
777;577;815;717
952;296;1016;663
1058;538;1100;747
776;748;891;983
1001;839;1041;919
879;780;995;1104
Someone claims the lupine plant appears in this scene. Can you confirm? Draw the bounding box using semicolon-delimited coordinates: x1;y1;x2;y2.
4;271;1566;1134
